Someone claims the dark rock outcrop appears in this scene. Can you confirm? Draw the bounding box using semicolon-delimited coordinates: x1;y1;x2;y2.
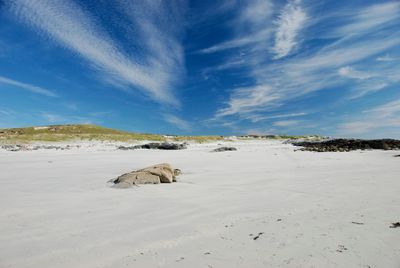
293;139;400;152
390;222;400;228
118;142;187;150
211;147;237;152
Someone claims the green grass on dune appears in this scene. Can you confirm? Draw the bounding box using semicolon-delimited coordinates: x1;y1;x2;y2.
171;135;224;143
0;124;166;143
0;124;227;143
0;124;320;143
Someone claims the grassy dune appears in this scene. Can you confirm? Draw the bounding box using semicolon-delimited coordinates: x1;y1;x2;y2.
0;124;320;143
0;124;165;143
0;124;224;143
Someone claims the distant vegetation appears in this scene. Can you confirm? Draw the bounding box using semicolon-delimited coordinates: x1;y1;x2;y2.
0;124;165;143
172;135;225;143
0;124;321;143
238;134;323;140
0;124;225;143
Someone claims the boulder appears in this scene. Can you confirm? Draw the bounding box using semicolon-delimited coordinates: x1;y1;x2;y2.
211;147;237;152
113;171;161;188
111;163;181;187
137;163;180;183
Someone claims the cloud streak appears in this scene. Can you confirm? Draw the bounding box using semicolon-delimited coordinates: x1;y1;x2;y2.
198;0;273;54
215;85;280;118
272;0;307;59
7;0;185;105
245;112;307;123
338;66;372;80
339;99;400;136
164;114;191;132
333;2;400;38
0;75;57;97
212;1;400;131
273;120;300;127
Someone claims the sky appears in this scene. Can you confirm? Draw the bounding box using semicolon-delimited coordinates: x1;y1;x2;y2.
0;0;399;138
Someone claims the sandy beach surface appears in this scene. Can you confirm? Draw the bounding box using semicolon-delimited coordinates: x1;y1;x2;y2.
1;140;399;268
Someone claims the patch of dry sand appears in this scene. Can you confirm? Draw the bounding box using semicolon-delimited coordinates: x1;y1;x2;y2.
0;141;399;267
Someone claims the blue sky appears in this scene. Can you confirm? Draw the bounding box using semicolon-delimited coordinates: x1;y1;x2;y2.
0;0;399;138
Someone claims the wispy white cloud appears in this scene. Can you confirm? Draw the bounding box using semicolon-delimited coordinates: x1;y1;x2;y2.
366;99;400;118
286;36;400;71
215;85;280;118
40;111;103;125
348;81;388;99
243;119;315;135
339;118;400;136
164;114;191;132
41;112;67;124
245;112;307;123
333;2;400;37
338;66;372;80
0;108;14;116
0;75;57;97
213;1;400;126
215;35;400;120
198;0;273;54
199;30;271;54
7;0;185;105
273;120;300;127
376;54;398;62
339;99;400;136
63;103;79;111
272;0;307;59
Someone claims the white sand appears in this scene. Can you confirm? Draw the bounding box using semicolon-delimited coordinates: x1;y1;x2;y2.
0;141;399;268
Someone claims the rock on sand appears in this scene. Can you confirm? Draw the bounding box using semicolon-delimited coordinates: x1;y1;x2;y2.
111;163;181;187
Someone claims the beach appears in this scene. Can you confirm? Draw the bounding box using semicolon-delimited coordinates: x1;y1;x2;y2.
1;140;399;267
